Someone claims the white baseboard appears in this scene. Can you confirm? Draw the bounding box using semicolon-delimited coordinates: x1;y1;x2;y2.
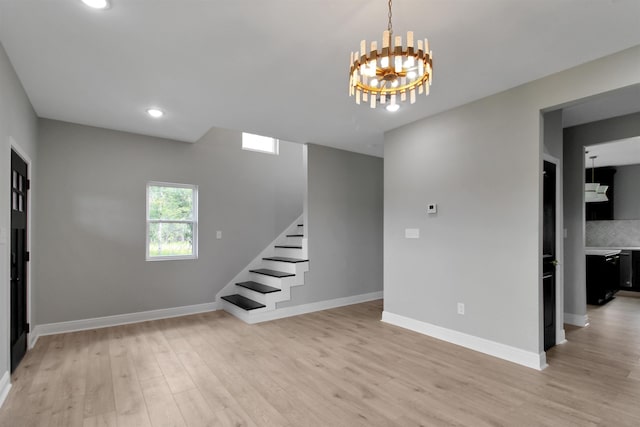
381;311;547;371
240;291;383;324
564;312;589;327
28;332;39;350
31;301;220;341
556;328;567;344
0;371;11;409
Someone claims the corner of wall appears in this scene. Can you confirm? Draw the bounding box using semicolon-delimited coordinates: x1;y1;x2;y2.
564;312;589;327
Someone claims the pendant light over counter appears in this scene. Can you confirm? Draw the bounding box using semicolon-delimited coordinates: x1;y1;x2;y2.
585;155;609;203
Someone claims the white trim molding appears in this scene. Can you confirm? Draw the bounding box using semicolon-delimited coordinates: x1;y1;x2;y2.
556;328;567;345
31;301;219;342
0;371;11;409
564;312;589;327
235;291;383;324
381;311;547;371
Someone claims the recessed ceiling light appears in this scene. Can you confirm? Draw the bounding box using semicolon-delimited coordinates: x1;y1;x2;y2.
386;104;400;112
146;108;164;118
82;0;110;9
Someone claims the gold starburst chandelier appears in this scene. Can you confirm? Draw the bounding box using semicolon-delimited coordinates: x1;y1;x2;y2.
349;0;433;111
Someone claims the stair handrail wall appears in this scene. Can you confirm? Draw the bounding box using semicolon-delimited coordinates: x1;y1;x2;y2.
215;214;305;303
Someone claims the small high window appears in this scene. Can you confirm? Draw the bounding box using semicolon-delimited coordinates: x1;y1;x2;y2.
242;132;279;155
146;182;198;261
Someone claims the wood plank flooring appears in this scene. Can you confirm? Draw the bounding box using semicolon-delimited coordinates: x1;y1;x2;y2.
1;296;640;426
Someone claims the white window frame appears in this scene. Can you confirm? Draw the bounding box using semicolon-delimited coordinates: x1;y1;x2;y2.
146;181;198;261
242;132;279;155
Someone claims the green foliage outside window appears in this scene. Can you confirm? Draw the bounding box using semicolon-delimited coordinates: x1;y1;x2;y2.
148;184;196;258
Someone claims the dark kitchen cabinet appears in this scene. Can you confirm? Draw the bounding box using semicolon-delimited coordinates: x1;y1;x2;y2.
585;167;616;221
586;253;620;305
632;251;640;290
620;251;633;290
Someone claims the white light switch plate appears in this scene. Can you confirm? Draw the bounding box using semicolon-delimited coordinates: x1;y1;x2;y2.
405;228;420;239
216;231;222;239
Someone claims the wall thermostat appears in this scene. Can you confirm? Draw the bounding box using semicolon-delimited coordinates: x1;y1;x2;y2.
427;203;437;214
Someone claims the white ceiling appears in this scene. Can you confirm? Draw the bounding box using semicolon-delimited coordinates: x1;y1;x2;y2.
586;136;640;168
563;84;640;128
1;1;640;157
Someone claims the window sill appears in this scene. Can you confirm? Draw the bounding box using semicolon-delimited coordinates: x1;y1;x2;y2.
146;255;198;262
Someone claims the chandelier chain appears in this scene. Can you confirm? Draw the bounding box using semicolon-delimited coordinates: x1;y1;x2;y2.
387;0;393;33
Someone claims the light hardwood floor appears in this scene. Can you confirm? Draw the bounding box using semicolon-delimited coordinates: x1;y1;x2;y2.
1;297;640;426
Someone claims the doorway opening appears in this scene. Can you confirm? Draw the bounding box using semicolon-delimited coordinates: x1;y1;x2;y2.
543;159;557;351
10;148;30;372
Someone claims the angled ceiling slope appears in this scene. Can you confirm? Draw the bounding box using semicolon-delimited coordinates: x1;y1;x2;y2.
1;0;640;156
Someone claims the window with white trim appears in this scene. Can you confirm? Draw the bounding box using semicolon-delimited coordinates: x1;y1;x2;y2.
146;182;198;261
242;132;279;155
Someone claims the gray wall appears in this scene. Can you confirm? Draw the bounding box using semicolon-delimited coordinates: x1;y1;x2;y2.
0;42;38;379
34;120;304;325
280;144;383;307
543;110;563;160
564;112;640;317
614;164;640;220
385;45;640;356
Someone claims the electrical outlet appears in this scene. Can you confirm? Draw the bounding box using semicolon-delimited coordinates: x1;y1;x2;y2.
216;230;222;239
457;302;465;315
427;203;437;214
405;228;420;239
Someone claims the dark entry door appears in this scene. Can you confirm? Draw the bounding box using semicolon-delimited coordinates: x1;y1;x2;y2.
543;160;556;351
10;149;28;372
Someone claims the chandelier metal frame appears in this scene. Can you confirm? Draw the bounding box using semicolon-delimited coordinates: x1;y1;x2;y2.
349;0;433;109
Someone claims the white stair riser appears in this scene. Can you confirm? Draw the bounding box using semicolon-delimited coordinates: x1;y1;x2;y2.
236;285;291;306
236;286;268;304
274;247;305;258
236;286;272;306
286;236;303;245
248;273;298;288
222;300;268;318
261;260;296;274
261;260;309;274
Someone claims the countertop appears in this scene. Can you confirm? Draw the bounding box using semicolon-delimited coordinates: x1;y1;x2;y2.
585;249;621;256
586;246;640;251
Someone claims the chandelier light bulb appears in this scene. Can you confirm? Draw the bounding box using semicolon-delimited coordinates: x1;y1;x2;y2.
394;55;403;73
386;103;400;112
404;57;415;68
371;79;379;87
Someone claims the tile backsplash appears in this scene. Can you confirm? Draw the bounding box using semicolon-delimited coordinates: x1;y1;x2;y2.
586;220;640;247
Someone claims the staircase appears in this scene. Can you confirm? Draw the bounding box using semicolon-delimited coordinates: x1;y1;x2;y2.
219;218;309;323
